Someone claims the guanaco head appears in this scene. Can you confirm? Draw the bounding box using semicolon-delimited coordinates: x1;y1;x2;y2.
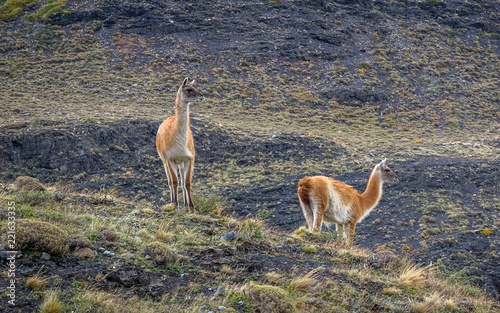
378;158;398;183
177;77;204;104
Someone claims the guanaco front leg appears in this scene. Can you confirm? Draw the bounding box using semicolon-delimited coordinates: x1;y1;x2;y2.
335;223;345;242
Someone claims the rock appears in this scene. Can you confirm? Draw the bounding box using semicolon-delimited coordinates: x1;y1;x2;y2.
120;253;136;261
41;252;51;260
221;231;238;242
218;306;227;310
69;235;93;251
74;247;95;258
103;250;115;256
106;265;150;287
213;286;225;297
0;250;16;260
459;301;474;311
100;230;118;241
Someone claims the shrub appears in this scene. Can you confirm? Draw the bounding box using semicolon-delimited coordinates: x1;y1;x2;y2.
192;194;225;214
13;176;46;191
141;241;177;266
249;284;297;313
19;190;54;206
1;219;69;256
0;0;38;22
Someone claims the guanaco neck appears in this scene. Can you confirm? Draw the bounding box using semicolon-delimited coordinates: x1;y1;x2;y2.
174;92;190;135
359;166;383;212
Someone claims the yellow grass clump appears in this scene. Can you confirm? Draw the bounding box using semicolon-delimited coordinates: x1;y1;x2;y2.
399;263;427;290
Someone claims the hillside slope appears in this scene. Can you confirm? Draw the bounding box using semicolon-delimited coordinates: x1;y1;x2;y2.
0;0;499;310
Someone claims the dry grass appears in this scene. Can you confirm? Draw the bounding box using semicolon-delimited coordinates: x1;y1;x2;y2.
382;286;402;295
290;226;307;240
289;267;322;293
265;271;281;283
26;275;48;290
220;265;233;275
156;226;176;243
161;203;177;211
399;263;427;290
141;207;157;215
410;292;443;313
40;290;63;313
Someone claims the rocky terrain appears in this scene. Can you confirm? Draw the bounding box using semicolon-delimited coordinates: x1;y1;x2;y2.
0;0;499;312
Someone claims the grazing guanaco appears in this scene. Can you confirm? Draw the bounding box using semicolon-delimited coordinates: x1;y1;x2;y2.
297;159;398;245
156;78;204;210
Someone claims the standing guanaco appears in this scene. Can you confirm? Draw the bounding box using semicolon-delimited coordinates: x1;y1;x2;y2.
297;159;398;245
156;78;204;211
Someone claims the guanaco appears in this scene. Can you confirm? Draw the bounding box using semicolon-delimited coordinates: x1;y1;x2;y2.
156;78;204;210
297;159;398;245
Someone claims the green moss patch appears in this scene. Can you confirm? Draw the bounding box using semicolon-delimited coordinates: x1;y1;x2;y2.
2;219;69;256
0;0;38;21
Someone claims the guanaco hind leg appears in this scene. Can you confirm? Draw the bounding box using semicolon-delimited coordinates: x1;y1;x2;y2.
167;160;180;208
299;200;313;230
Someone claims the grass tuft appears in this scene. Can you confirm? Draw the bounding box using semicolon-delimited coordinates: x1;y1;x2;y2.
289;267;322;293
410;292;443;313
26;275;48;290
399;263;427;290
40;290;63;313
265;271;281;283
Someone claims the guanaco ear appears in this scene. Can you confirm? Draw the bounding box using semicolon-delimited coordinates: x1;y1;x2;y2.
182;77;189;86
189;79;195;85
380;158;387;166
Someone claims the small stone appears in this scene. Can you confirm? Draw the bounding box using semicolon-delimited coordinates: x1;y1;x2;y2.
459;301;474;311
238;301;244;304
213;286;224;297
98;247;106;251
0;251;16;260
41;252;51;260
218;306;227;310
121;253;136;260
181;273;189;278
74;247;95;258
145;254;151;259
221;231;238;242
103;250;115;256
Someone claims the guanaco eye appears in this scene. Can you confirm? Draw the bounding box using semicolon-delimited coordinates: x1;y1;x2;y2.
385;168;390;172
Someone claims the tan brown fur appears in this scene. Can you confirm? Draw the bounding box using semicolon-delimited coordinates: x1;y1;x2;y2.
297;159;398;245
156;78;203;210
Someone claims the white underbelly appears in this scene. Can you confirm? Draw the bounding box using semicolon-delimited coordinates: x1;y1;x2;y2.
166;145;193;164
323;186;352;224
